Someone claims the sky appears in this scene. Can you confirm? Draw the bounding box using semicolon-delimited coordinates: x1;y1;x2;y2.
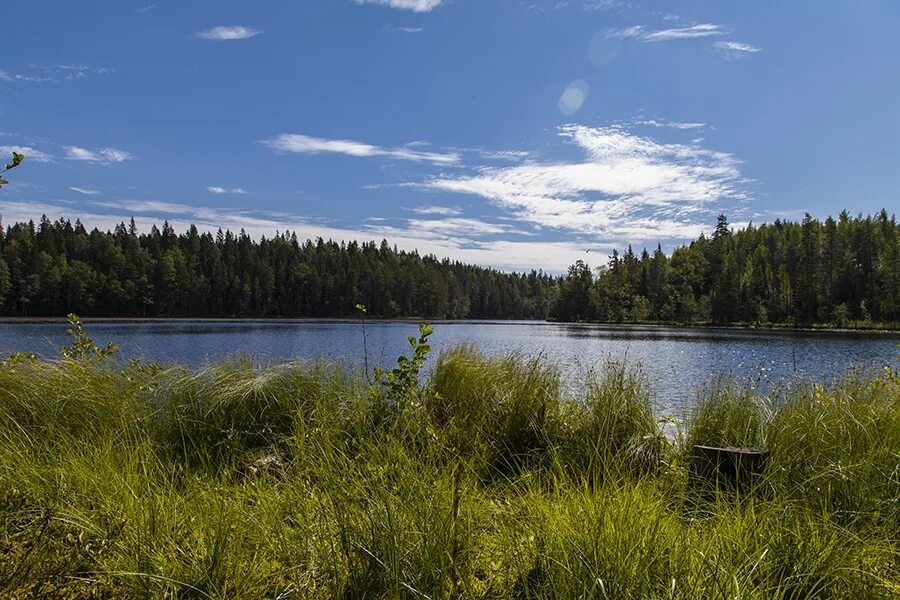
2;1;899;272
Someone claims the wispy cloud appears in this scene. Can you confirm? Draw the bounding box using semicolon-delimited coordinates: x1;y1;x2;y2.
0;69;52;83
714;41;761;59
0;145;54;162
636;119;706;130
64;146;133;163
69;186;100;195
477;149;533;161
263;133;460;165
195;26;262;41
383;25;425;33
410;205;463;216
524;1;621;12
0;64;113;83
613;23;726;43
412;124;747;242
137;4;156;13
355;0;441;12
372;217;527;238
53;64;115;80
581;0;621;10
207;186;248;194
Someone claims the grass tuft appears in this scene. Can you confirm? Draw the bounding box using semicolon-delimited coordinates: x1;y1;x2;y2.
1;344;897;598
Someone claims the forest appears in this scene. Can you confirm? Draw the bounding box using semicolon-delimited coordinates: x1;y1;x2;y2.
553;211;900;327
0;210;897;326
0;216;556;319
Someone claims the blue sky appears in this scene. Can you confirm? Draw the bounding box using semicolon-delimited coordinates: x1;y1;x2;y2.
2;1;899;271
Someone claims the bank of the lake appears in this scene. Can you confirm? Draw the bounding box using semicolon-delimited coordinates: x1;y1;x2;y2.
1;336;898;598
1;319;897;415
2;315;899;331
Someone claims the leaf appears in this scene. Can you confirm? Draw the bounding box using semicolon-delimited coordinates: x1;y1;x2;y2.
408;335;417;348
0;176;7;187
355;303;367;313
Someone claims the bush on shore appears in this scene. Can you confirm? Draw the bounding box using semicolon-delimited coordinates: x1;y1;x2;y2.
0;323;898;598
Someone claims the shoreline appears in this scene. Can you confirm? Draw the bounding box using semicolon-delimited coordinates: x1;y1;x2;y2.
0;316;897;335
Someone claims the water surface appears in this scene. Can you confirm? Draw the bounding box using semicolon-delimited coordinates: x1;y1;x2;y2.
1;320;897;415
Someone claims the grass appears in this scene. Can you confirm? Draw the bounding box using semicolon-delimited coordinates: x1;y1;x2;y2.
0;333;898;598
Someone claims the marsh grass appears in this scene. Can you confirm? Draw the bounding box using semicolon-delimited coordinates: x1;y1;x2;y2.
0;344;898;598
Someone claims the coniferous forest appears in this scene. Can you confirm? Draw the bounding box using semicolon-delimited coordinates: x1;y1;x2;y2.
553;211;900;327
0;211;897;326
0;217;557;319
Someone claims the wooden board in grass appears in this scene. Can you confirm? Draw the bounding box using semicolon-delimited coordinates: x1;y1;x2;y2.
689;445;769;489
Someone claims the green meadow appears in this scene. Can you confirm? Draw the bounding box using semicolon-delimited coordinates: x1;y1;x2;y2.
1;320;898;598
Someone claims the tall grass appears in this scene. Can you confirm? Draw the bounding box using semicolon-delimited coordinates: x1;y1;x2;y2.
1;343;898;598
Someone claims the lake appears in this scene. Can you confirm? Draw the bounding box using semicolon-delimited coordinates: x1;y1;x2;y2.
1;320;897;415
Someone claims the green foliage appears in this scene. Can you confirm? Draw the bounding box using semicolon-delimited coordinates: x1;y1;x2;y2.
683;378;771;450
559;361;666;477
429;347;563;475
0;151;24;189
374;322;433;408
553;210;900;327
0;342;898;597
58;313;119;362
0;216;557;318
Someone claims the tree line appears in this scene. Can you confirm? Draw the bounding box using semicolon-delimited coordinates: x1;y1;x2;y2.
0;217;557;319
552;211;900;327
0;211;897;326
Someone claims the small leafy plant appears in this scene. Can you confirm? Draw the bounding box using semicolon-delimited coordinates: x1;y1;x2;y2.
375;322;434;408
0;151;24;189
59;313;119;363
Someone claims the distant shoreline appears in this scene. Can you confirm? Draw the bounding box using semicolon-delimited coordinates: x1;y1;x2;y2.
1;316;897;335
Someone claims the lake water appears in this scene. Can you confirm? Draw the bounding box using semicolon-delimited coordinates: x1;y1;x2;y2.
1;320;897;415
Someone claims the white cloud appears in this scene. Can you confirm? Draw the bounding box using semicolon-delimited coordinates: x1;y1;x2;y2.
138;4;156;13
355;0;441;12
414;124;746;242
0;145;54;162
64;146;134;163
372;218;526;238
207;186;247;194
263;133;460;165
636;119;706;130
411;205;463;216
715;41;760;53
0;64;112;83
613;23;726;43
69;186;100;195
384;26;424;33
477;149;533;161
714;41;761;59
53;64;115;80
2;72;53;83
195;26;262;41
582;0;621;10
